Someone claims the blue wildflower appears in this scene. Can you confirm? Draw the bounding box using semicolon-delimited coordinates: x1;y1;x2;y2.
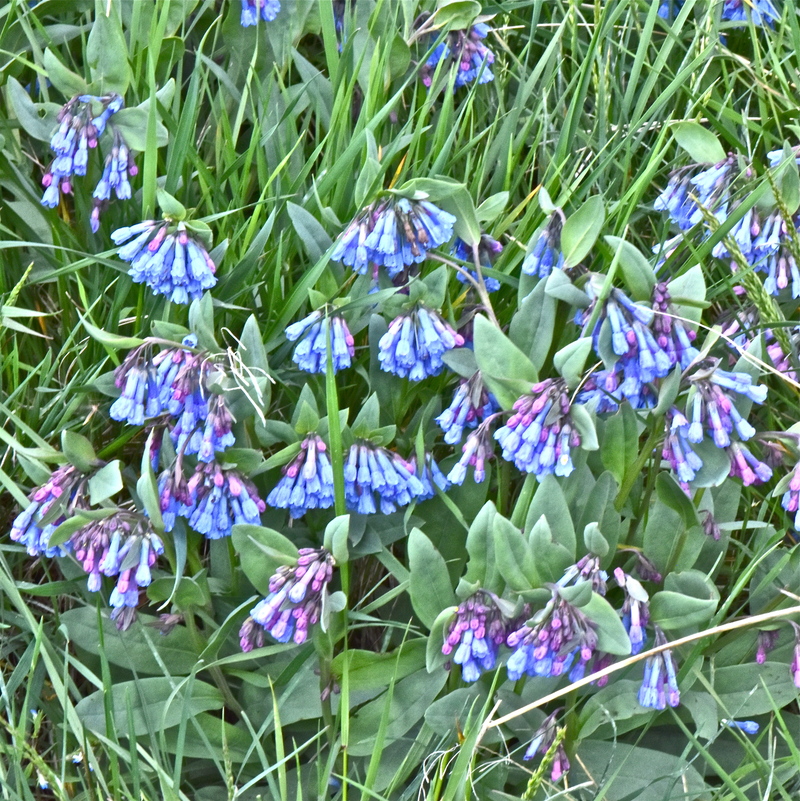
506;589;598;682
240;0;280;25
90;131;138;232
379;305;464;380
655;156;734;231
652;282;699;368
180;462;265;539
723;719;760;735
41;93;124;209
112;221;217;304
285;310;355;373
577;365;658;413
420;23;495;89
158;465;192;532
331;196;457;277
442;592;507;682
447;416;497;485
266;434;335;518
728;441;773;486
756;629;780;663
193;394;235;462
343;442;426;515
685;358;767;448
411;453;450;500
781;461;800;527
242;548;335;647
768;146;800;168
522;212;565;278
9;465;84;557
494;379;586;479
451;235;503;292
436;372;495;444
721;0;779;25
662;408;704;487
523;710;570;782
638;626;680;709
557;553;608;595
615;568;650;655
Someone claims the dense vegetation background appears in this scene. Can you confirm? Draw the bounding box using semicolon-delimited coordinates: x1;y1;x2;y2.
3;0;800;799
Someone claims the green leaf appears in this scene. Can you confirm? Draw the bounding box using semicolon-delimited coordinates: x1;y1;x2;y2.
430;0;483;29
600;403;639;487
476;192;509;224
569;403;599;451
441;347;478;378
323;514;349;565
544;269;592;307
76;677;223;736
526;514;573;584
656;472;700;529
672;121;726;164
493;514;537;592
408;528;456;629
88;461;123;505
421;265;449;310
6;77;61;142
156;188;187;220
776;146;800;215
439;186;482;247
666;264;706;327
463;501;498;590
81;316;144;349
650;569;719;629
526;476;576;555
49;509;119;548
231;524;299;594
43;48;89;96
604;236;656;301
61;430;97;473
509;278;556;371
188;293;217;350
86;0;132;94
713;662;800;717
689;438;733;488
332;640;427;691
287;201;332;262
426;606;457;672
582;592;631;655
560;196;605;268
135;468;163;532
583;522;609;558
653;365;682;416
472;314;538;409
351;392;381;437
553;337;593;388
113;107;169;150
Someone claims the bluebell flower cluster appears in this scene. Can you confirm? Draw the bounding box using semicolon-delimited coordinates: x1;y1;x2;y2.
330;196;457;277
654;156;735;230
240;0;280;25
420;23;495;90
442;591;507;682
651;282;699;368
728;442;773;486
685;359;767;448
285;310;355;373
577;367;658;413
9;465;85;557
177;462;265;539
447;417;497;485
658;0;779;24
111;221;217;304
266;434;335;518
662;408;704;486
412;453;450;500
523;710;570;782
451;235;503;292
615;568;650;655
522;212;565;278
41;93;126;214
90;132;138;232
557;553;608;595
344;441;426;515
378;305;464;380
436;372;495;444
638;626;680;710
70;512;163;631
240;548;335;647
158;465;192;532
506;590;599;682
494;379;585;479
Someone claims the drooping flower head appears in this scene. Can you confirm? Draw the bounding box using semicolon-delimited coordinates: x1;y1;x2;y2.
410;452;451;500
41;93;124;209
343;441;426;515
655;155;736;231
522;212;565;278
90;130;138;232
378;305;464;380
266;433;335;518
436;372;496;444
721;0;780;25
576;365;658;413
451;235;503;292
10;465;86;557
494;379;586;479
111;221;217;304
781;459;800;527
684;358;767;449
330;196;456;277
651;282;699;369
662;407;704;487
755;628;780;664
523;709;570;783
506;589;599;682
638;626;681;710
442;591;507;682
240;0;280;25
727;441;773;486
285;310;355;373
615;568;650;655
557;553;608;596
242;548;335;647
180;462;265;539
419;22;495;89
447;415;498;485
158;462;193;532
